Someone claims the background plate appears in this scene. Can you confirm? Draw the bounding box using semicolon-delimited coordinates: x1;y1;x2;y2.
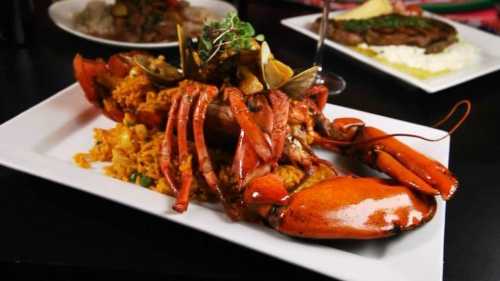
48;0;236;49
281;12;500;93
0;84;449;281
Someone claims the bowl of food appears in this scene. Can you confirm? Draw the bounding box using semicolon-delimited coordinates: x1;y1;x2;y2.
48;0;236;48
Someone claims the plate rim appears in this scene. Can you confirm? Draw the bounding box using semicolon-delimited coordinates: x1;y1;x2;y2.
281;11;500;93
0;83;449;281
48;0;236;49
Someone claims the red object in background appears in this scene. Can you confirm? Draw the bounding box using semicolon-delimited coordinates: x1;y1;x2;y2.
442;8;498;25
287;0;500;35
441;8;500;34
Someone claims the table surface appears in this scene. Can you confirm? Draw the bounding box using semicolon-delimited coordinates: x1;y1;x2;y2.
1;1;499;280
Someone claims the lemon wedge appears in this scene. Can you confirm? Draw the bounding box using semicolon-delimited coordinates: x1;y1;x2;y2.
335;0;393;20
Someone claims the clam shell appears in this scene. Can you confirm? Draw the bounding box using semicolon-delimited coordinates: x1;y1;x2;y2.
280;66;319;99
260;41;272;89
133;54;183;85
260;41;294;90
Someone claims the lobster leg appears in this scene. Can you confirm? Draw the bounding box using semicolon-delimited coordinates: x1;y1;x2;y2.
268;176;437;239
232;131;260;189
230;91;289;189
193;85;223;197
193;85;246;219
269;90;289;161
160;89;181;194
173;81;200;213
226;87;273;162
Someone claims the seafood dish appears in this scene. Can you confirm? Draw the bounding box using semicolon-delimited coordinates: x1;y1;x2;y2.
73;13;459;239
312;0;479;79
73;0;217;43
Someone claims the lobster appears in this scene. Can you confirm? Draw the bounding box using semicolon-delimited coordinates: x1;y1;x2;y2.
72;41;460;239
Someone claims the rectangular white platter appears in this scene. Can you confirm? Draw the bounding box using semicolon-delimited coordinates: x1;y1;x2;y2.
282;12;500;93
0;83;449;281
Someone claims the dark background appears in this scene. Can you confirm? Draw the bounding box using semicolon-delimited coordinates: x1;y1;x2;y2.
1;0;499;280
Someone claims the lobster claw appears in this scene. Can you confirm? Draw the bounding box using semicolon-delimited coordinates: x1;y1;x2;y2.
73;54;108;107
267;177;436;239
73;54;131;122
348;126;458;200
244;174;289;206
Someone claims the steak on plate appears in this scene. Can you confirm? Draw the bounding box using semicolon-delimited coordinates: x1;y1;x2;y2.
313;14;458;54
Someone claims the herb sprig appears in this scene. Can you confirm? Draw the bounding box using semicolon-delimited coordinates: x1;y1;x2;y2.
198;12;264;63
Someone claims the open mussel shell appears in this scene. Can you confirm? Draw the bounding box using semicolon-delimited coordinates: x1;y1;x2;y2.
280;66;319;99
132;54;184;86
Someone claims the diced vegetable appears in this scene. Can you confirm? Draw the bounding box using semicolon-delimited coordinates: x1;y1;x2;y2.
139;174;153;187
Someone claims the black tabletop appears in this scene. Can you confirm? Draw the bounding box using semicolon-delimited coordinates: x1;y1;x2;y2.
1;1;499;280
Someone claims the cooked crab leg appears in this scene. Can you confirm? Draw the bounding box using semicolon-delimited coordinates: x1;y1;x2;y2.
173;81;200;212
226;87;273;162
160;89;181;194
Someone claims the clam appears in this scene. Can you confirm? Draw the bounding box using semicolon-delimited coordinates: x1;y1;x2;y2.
280;66;319;99
259;41;318;98
260;41;294;90
132;54;183;86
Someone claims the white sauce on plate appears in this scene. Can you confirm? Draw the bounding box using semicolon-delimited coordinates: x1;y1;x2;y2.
358;41;479;73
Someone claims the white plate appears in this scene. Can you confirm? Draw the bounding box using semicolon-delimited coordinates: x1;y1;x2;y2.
0;83;449;281
48;0;236;49
281;12;500;93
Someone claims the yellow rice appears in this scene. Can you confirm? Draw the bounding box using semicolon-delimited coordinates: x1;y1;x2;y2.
74;113;211;201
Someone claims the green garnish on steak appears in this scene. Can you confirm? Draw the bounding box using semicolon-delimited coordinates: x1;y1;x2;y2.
341;14;431;32
312;13;458;54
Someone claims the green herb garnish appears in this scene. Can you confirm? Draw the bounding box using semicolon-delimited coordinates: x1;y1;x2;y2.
198;12;264;63
341;14;431;33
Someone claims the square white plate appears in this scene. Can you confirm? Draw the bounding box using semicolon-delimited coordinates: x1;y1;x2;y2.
0;84;449;281
282;12;500;93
